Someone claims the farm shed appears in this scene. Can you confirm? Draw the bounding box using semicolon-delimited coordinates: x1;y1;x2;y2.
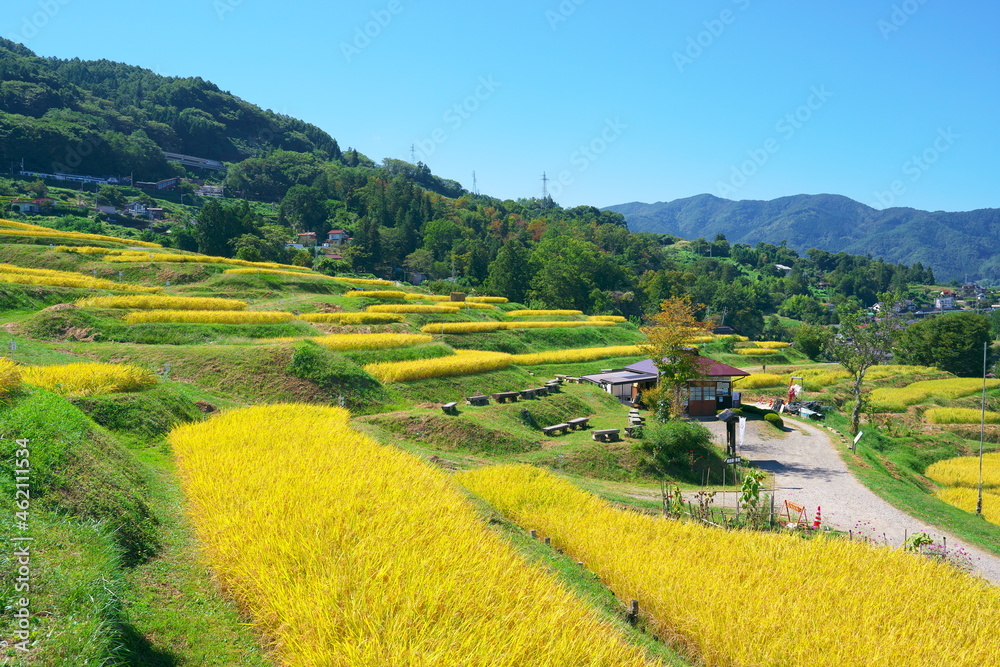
584;356;749;415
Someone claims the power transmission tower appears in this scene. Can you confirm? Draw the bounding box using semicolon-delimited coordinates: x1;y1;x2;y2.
472;171;478;195
410;144;416;163
541;172;549;201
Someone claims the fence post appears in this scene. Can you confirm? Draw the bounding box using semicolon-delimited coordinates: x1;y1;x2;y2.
627;600;639;624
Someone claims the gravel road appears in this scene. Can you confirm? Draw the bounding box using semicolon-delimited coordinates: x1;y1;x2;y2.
698;414;1000;585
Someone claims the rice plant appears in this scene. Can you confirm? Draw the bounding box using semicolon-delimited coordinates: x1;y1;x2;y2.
76;295;248;311
510;345;643;365
467;296;509;303
343;290;409;299
367;304;461;314
123;310;294;325
22;362;157;397
870;378;1000;412
298;312;405;325
365;350;513;382
0;358;21;397
588;315;627;322
169;406;653;666
311;333;433;351
506;309;584;317
458;464;1000;667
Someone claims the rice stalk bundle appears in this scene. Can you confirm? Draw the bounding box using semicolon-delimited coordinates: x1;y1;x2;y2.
76;295;247;311
311;334;434;351
365;350;513;382
506;309;584;317
168;406;654;665
466;296;509;303
298;312;405;325
22;362;157;397
457;464;1000;667
343;290;409;299
123;310;294;325
510;346;643;366
366;304;461;314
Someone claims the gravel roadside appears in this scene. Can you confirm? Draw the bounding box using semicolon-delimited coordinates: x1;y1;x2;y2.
697;415;1000;585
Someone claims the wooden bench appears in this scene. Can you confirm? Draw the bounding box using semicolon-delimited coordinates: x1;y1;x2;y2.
466;395;489;406
519;388;539;399
629;416;645;425
592;428;620;443
541;384;558;394
567;417;590;430
492;391;519;403
542;423;571;436
441;402;458;415
625;425;643;438
564;376;581;384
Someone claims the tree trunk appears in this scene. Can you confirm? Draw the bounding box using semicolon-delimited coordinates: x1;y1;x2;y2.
851;377;863;435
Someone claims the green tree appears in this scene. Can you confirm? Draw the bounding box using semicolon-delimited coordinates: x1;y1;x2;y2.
483;238;532;304
639;296;713;417
894;311;992;377
794;324;832;361
637;419;715;509
828;297;899;434
195;200;257;257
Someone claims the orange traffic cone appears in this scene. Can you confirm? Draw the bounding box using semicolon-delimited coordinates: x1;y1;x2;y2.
813;506;822;529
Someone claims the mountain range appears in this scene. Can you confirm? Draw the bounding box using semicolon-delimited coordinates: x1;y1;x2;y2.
605;194;1000;283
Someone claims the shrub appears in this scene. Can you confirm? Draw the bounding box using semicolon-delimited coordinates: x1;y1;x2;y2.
764;412;784;428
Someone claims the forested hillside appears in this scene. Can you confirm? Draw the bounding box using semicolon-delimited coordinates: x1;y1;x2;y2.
607;194;1000;283
0;40;936;335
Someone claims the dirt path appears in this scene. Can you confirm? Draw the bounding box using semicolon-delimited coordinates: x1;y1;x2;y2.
700;415;1000;585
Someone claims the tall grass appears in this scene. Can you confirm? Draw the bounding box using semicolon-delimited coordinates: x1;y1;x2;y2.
510;345;643;366
0;358;20;396
458;464;1000;667
169;406;653;666
298;312;405;325
367;304;461;313
343;290;409;299
870;378;1000;412
0;218;160;247
106;252;308;271
467;296;509;303
76;295;248;311
365;350;513;382
124;310;294;324
506;309;583;316
22;362;157;397
0;264;160;293
311;333;433;351
924;408;1000;425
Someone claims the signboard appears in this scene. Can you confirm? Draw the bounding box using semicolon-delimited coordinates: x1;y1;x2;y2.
853;431;864;444
724;457;741;465
737;416;746;450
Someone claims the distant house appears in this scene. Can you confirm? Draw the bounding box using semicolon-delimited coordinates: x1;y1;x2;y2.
934;296;955;310
775;264;793;277
147;207;165;221
296;232;317;246
712;325;736;336
96;205;118;216
327;229;350;245
9;197;54;214
581;354;750;415
196;185;224;197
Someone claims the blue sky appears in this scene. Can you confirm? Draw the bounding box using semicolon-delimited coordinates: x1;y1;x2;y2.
5;0;998;212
